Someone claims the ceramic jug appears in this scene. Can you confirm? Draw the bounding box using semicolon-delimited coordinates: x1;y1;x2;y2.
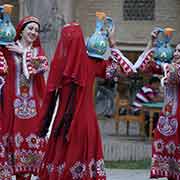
0;4;16;45
154;27;174;64
86;12;113;59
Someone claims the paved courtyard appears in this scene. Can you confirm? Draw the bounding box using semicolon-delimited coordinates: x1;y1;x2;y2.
12;169;167;180
106;169;167;180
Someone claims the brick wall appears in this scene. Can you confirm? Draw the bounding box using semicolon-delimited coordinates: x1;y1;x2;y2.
74;0;180;47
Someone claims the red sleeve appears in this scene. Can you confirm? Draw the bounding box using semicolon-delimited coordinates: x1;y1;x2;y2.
146;60;163;75
94;60;111;78
135;49;163;75
33;47;47;100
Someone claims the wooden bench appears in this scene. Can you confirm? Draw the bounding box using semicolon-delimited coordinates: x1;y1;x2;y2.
113;95;145;136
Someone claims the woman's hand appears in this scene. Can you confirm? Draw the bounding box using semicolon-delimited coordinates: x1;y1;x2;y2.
108;25;116;48
147;28;161;49
6;44;24;55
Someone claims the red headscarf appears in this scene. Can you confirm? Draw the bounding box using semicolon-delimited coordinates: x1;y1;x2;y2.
47;22;88;91
15;16;41;47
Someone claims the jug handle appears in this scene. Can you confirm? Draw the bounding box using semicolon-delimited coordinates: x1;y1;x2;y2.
152;27;164;48
154;27;174;46
105;17;114;33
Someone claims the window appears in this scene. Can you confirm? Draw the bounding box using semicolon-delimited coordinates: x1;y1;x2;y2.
123;0;155;21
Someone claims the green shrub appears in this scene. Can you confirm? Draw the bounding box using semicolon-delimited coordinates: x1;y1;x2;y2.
105;159;151;169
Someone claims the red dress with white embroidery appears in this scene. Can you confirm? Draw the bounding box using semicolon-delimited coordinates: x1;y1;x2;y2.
137;48;180;180
0;51;12;179
0;16;48;179
38;23;135;180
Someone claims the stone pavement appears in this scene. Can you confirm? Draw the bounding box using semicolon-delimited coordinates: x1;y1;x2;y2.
106;169;167;180
12;169;167;180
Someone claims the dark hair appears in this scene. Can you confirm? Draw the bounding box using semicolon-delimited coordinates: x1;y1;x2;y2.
175;43;180;48
149;76;160;84
21;21;40;32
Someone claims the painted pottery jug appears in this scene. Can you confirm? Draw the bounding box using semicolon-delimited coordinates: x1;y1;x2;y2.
0;4;16;45
154;27;174;64
86;12;114;59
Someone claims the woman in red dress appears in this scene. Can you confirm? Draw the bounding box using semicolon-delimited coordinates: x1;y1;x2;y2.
38;22;135;180
0;51;11;179
136;29;180;180
0;16;48;179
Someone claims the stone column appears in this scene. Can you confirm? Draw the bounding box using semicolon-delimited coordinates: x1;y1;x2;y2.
18;0;28;19
17;0;74;60
60;0;75;22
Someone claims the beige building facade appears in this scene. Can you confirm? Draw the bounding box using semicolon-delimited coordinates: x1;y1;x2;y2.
75;0;180;51
1;0;180;51
1;0;180;97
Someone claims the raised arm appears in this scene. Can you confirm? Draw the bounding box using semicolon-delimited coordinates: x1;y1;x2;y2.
104;27;136;79
133;28;163;75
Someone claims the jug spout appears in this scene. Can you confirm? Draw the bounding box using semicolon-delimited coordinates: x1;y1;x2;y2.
96;12;106;32
3;4;14;14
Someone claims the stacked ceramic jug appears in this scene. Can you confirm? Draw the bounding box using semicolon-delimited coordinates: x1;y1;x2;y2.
0;4;16;45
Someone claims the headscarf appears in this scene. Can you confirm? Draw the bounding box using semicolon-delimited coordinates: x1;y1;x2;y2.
15;16;41;47
39;23;88;138
47;22;88;91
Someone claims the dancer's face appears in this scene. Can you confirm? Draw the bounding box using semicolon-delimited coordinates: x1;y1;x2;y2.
21;22;39;44
173;44;180;64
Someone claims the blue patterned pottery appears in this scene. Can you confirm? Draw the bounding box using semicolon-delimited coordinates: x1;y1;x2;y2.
0;4;16;45
154;27;174;64
86;12;113;60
